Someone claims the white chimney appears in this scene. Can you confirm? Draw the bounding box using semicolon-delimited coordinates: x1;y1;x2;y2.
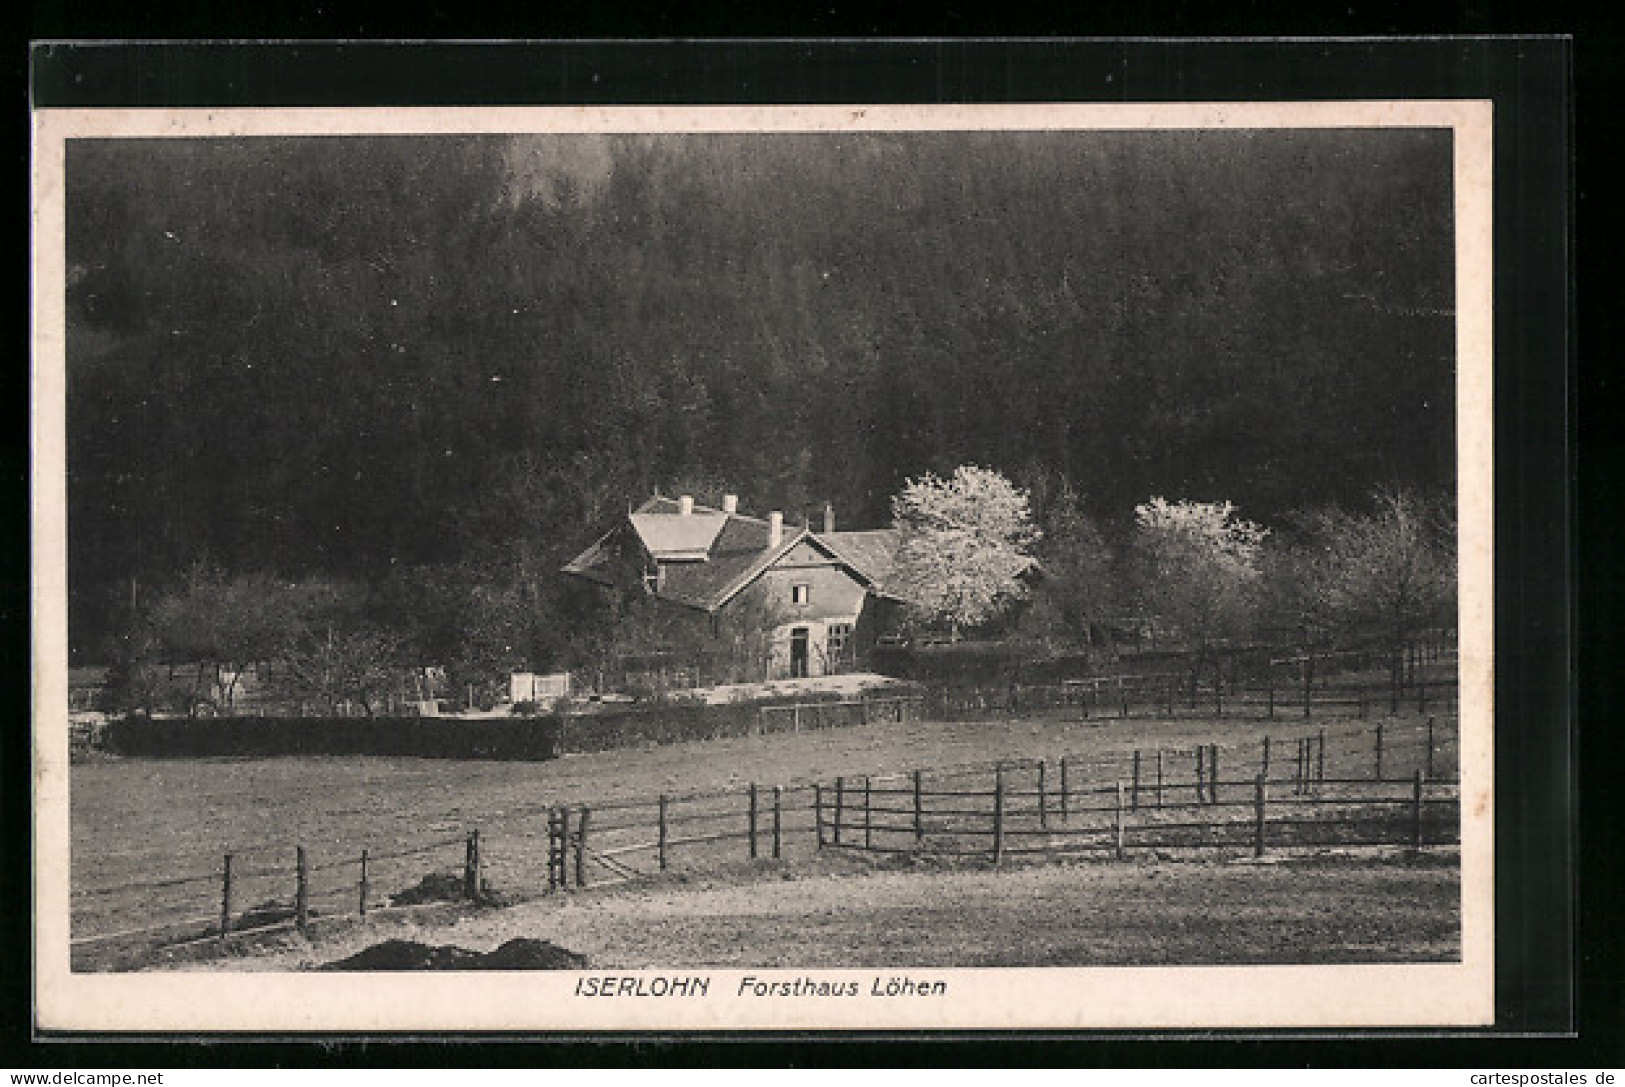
678;494;694;517
722;494;738;514
768;511;783;547
823;502;835;534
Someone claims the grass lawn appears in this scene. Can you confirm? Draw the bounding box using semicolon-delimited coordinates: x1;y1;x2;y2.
165;847;1461;971
69;706;1458;967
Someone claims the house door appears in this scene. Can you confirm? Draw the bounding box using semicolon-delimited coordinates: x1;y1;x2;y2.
789;627;810;678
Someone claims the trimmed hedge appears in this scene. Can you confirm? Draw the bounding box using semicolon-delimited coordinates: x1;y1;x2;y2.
553;690;914;754
553;700;757;754
873;643;1106;685
101;715;562;760
96;690;911;760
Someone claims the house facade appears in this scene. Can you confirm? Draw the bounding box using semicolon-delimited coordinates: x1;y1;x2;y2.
563;494;906;680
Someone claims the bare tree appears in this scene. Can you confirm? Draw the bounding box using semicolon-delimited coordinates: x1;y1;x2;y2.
149;563;305;713
279;623;406;717
1302;485;1456;695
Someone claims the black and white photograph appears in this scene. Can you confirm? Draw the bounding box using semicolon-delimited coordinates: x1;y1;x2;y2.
31;101;1494;1032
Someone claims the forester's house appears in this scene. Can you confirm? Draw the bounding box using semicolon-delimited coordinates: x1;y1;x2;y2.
563;494;907;679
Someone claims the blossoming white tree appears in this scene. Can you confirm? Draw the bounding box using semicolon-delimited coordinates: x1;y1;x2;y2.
891;465;1041;639
1132;497;1269;692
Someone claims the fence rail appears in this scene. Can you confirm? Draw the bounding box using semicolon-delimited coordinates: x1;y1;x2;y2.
930;662;1459;723
72;704;1459;968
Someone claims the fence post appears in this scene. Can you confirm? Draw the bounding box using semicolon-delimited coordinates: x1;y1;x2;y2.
1119;676;1128;719
295;845;309;931
464;829;482;900
993;768;1006;867
1131;750;1141;812
1195;745;1206;803
220;853;233;940
814;784;826;849
561;806;574;890
1209;744;1220;804
1156;749;1164;808
1411;769;1424;851
749;783;760;860
1261;735;1271;781
1254;774;1268;857
1114;781;1126;860
863;776;873;850
1426;716;1436;780
834;777;845;846
548;808;562;891
358;848;369;917
1376;722;1385;781
913;769;925;842
772;785;783;860
1038;759;1049;830
575;806;591;888
1316;729;1326;790
1294;738;1304;795
658;794;669;871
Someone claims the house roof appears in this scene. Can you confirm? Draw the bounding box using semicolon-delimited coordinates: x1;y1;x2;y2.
562;495;907;610
819;529;905;599
629;510;728;560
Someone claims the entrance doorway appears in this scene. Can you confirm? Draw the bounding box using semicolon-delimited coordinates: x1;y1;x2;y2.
789;627;810;678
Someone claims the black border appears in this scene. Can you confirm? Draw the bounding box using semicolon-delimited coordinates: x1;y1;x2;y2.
19;38;1580;1065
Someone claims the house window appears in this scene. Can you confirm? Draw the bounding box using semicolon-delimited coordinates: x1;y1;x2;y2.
826;623;853;667
791;583;811;605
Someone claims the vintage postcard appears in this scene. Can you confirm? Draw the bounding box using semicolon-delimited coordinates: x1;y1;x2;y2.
32;101;1493;1032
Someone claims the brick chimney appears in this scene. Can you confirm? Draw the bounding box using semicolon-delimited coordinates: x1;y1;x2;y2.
722;494;738;514
823;502;835;534
678;494;694;516
768;511;783;547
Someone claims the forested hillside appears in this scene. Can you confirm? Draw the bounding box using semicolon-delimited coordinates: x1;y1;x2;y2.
65;128;1455;663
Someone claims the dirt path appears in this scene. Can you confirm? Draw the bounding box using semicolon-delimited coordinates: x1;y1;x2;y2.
174;849;1459;971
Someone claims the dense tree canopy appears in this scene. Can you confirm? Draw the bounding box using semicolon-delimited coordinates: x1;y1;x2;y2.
891;466;1041;635
64;129;1455;658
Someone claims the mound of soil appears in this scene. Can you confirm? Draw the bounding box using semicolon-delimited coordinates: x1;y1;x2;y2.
389;872;468;906
474;938;589;970
320;939;481;971
320;937;587;971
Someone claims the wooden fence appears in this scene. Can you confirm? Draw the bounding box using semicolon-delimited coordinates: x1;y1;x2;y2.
72;712;1459;967
540;782;824;891
813;728;1460;864
70;829;478;969
756;694;921;734
931;644;1458;723
537;713;1458;891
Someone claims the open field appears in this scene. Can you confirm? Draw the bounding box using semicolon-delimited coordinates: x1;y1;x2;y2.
166;848;1461;970
69;705;1458;964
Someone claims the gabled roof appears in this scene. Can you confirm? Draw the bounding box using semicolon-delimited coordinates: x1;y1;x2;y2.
563;495;908;611
658;514;808;611
629;510;728;560
819;529;906;599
